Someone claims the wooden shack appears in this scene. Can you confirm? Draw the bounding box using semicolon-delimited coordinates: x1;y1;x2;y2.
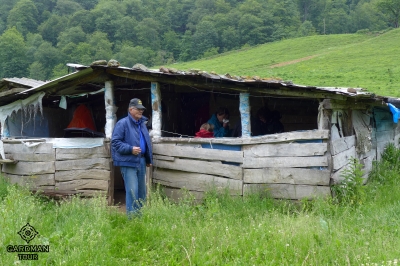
0;62;399;203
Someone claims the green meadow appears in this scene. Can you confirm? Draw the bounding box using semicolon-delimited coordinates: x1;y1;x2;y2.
1;145;400;265
167;28;400;98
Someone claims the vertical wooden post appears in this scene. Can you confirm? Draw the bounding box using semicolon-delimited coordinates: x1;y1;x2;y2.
151;82;162;138
240;93;251;138
104;81;117;139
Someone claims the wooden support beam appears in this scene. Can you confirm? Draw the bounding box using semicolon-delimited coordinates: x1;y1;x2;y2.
240;93;251;138
104;80;117;139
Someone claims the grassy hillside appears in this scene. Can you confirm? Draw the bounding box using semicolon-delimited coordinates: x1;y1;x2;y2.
167;29;400;97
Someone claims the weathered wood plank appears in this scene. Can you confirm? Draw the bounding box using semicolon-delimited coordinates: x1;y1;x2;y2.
55;158;110;171
153;155;175;161
3;173;55;187
243;168;330;186
5;153;55;162
332;146;356;171
75;190;107;197
153;169;242;195
154;130;329;145
55;179;108;191
243;143;327;157
243;184;331;200
56;146;110;160
352;110;372;154
3;143;54;154
2;161;55;175
55;169;110;181
161;187;205;202
153;158;242;180
242;156;328;168
153;144;243;163
330;135;356;155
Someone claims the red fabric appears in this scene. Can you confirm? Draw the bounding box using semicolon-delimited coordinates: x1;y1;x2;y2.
67;105;96;131
195;129;214;138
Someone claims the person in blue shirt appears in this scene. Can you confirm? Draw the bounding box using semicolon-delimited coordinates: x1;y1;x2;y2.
207;107;230;137
111;98;153;216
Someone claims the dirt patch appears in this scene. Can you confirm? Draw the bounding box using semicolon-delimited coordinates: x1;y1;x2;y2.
269;55;317;68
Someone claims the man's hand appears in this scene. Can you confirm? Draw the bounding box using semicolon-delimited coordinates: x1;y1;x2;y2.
146;164;152;167
132;146;142;155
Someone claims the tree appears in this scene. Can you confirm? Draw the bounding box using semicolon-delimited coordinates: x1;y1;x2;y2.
191;20;219;59
38;15;68;45
114;44;155;67
298;20;317;36
114;16;138;44
162;30;181;60
57;26;86;48
86;31;113;61
54;0;83;16
0;27;28;78
68;10;96;34
238;14;266;45
34;41;61;78
377;0;400;28
7;0;39;36
136;18;161;51
26;33;45;59
29;61;47;80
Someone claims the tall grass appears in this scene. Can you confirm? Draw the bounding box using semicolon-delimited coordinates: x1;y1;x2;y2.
1;146;400;265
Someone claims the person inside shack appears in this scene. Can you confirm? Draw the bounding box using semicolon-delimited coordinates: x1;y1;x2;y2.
195;123;214;138
252;107;284;136
207;107;230;137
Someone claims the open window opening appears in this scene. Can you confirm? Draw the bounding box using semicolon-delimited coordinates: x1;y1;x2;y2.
156;83;320;138
4;93;106;139
249;96;320;134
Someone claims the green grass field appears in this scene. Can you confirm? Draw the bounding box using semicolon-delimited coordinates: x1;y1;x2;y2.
166;29;400;97
1;145;400;265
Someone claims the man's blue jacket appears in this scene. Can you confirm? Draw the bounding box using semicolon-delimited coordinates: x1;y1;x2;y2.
111;114;153;167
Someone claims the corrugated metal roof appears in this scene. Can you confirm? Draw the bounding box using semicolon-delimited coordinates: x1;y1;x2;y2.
1;77;45;88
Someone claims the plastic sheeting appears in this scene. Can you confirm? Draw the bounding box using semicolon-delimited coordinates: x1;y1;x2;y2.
0;92;45;137
46;138;104;148
6;109;49;137
388;103;400;123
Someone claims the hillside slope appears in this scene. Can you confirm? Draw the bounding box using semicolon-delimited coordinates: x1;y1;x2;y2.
167;29;400;97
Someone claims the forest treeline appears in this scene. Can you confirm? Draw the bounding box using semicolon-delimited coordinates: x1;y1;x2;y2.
0;0;398;80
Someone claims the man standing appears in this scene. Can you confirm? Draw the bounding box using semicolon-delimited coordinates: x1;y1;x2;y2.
111;98;153;216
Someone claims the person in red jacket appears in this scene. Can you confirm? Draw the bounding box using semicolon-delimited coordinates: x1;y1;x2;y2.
195;123;214;138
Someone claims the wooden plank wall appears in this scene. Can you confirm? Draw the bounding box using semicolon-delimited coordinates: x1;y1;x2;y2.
2;142;111;196
331;110;376;184
152;143;244;200
153;130;331;201
242;138;331;200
